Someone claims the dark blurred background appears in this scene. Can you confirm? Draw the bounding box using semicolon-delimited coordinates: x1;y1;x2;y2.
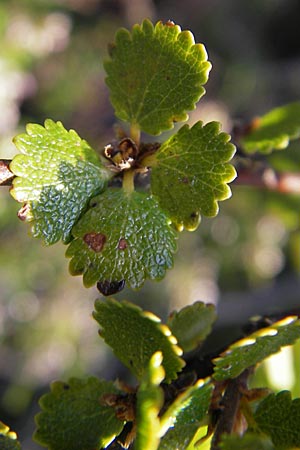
1;0;300;448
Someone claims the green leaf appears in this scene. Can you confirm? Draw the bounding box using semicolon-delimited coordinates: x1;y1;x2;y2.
93;298;185;383
254;391;300;449
10;119;110;245
104;19;211;135
219;432;274;450
134;352;165;450
213;316;300;381
0;422;21;450
34;377;124;450
149;121;236;231
241;102;300;153
167;301;217;352
158;378;213;450
66;188;177;289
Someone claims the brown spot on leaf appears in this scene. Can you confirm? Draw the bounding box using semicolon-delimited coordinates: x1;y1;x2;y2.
118;238;128;250
165;20;175;27
97;279;125;296
182;177;189;184
18;203;30;221
83;232;106;252
190;212;198;219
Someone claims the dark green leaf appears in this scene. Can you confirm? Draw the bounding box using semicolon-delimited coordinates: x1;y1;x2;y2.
66;188;177;289
93;298;185;383
105;19;211;135
213;316;300;381
158;378;213;450
149;121;236;231
0;422;21;450
134;352;165;450
167;301;217;352
241;102;300;153
34;377;124;450
254;391;300;449
10;120;110;244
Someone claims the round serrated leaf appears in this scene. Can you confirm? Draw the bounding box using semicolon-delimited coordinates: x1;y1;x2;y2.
0;422;21;450
93;298;185;383
149;121;236;231
34;377;124;450
135;352;165;450
66;188;177;289
167;301;217;352
213;316;300;381
241;102;300;153
104;19;211;135
10;119;110;245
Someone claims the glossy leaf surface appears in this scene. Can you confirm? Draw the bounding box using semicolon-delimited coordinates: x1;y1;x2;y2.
66;188;177;289
10;120;109;244
93;298;185;383
105;19;211;135
158;379;213;449
213;316;300;381
150;121;236;231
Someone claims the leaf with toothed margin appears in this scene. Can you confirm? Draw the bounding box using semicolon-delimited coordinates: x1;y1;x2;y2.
241;102;300;153
10;119;110;245
167;301;217;353
148;121;236;231
93;298;185;383
104;19;211;135
135;352;165;450
0;422;21;450
254;391;300;449
213;316;300;382
33;377;124;450
158;378;213;450
66;188;178;289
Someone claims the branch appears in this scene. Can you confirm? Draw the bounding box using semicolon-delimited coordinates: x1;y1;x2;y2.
234;165;300;194
0;159;14;186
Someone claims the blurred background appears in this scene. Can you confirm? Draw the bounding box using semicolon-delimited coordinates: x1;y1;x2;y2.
1;0;300;448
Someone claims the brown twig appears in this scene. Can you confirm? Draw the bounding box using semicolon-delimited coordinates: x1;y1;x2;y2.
210;368;253;450
234;166;300;194
0;159;14;186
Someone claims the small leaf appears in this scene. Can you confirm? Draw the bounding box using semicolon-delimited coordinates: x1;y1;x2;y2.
66;188;177;289
213;316;300;381
0;422;21;450
105;19;211;135
149;121;236;231
158;378;213;450
93;298;185;383
167;301;217;352
134;352;165;450
254;391;300;449
34;377;124;450
241;102;300;153
10;120;110;244
219;432;274;450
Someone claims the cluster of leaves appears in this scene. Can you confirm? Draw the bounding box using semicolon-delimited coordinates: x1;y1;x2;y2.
2;18;300;450
2;300;300;449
